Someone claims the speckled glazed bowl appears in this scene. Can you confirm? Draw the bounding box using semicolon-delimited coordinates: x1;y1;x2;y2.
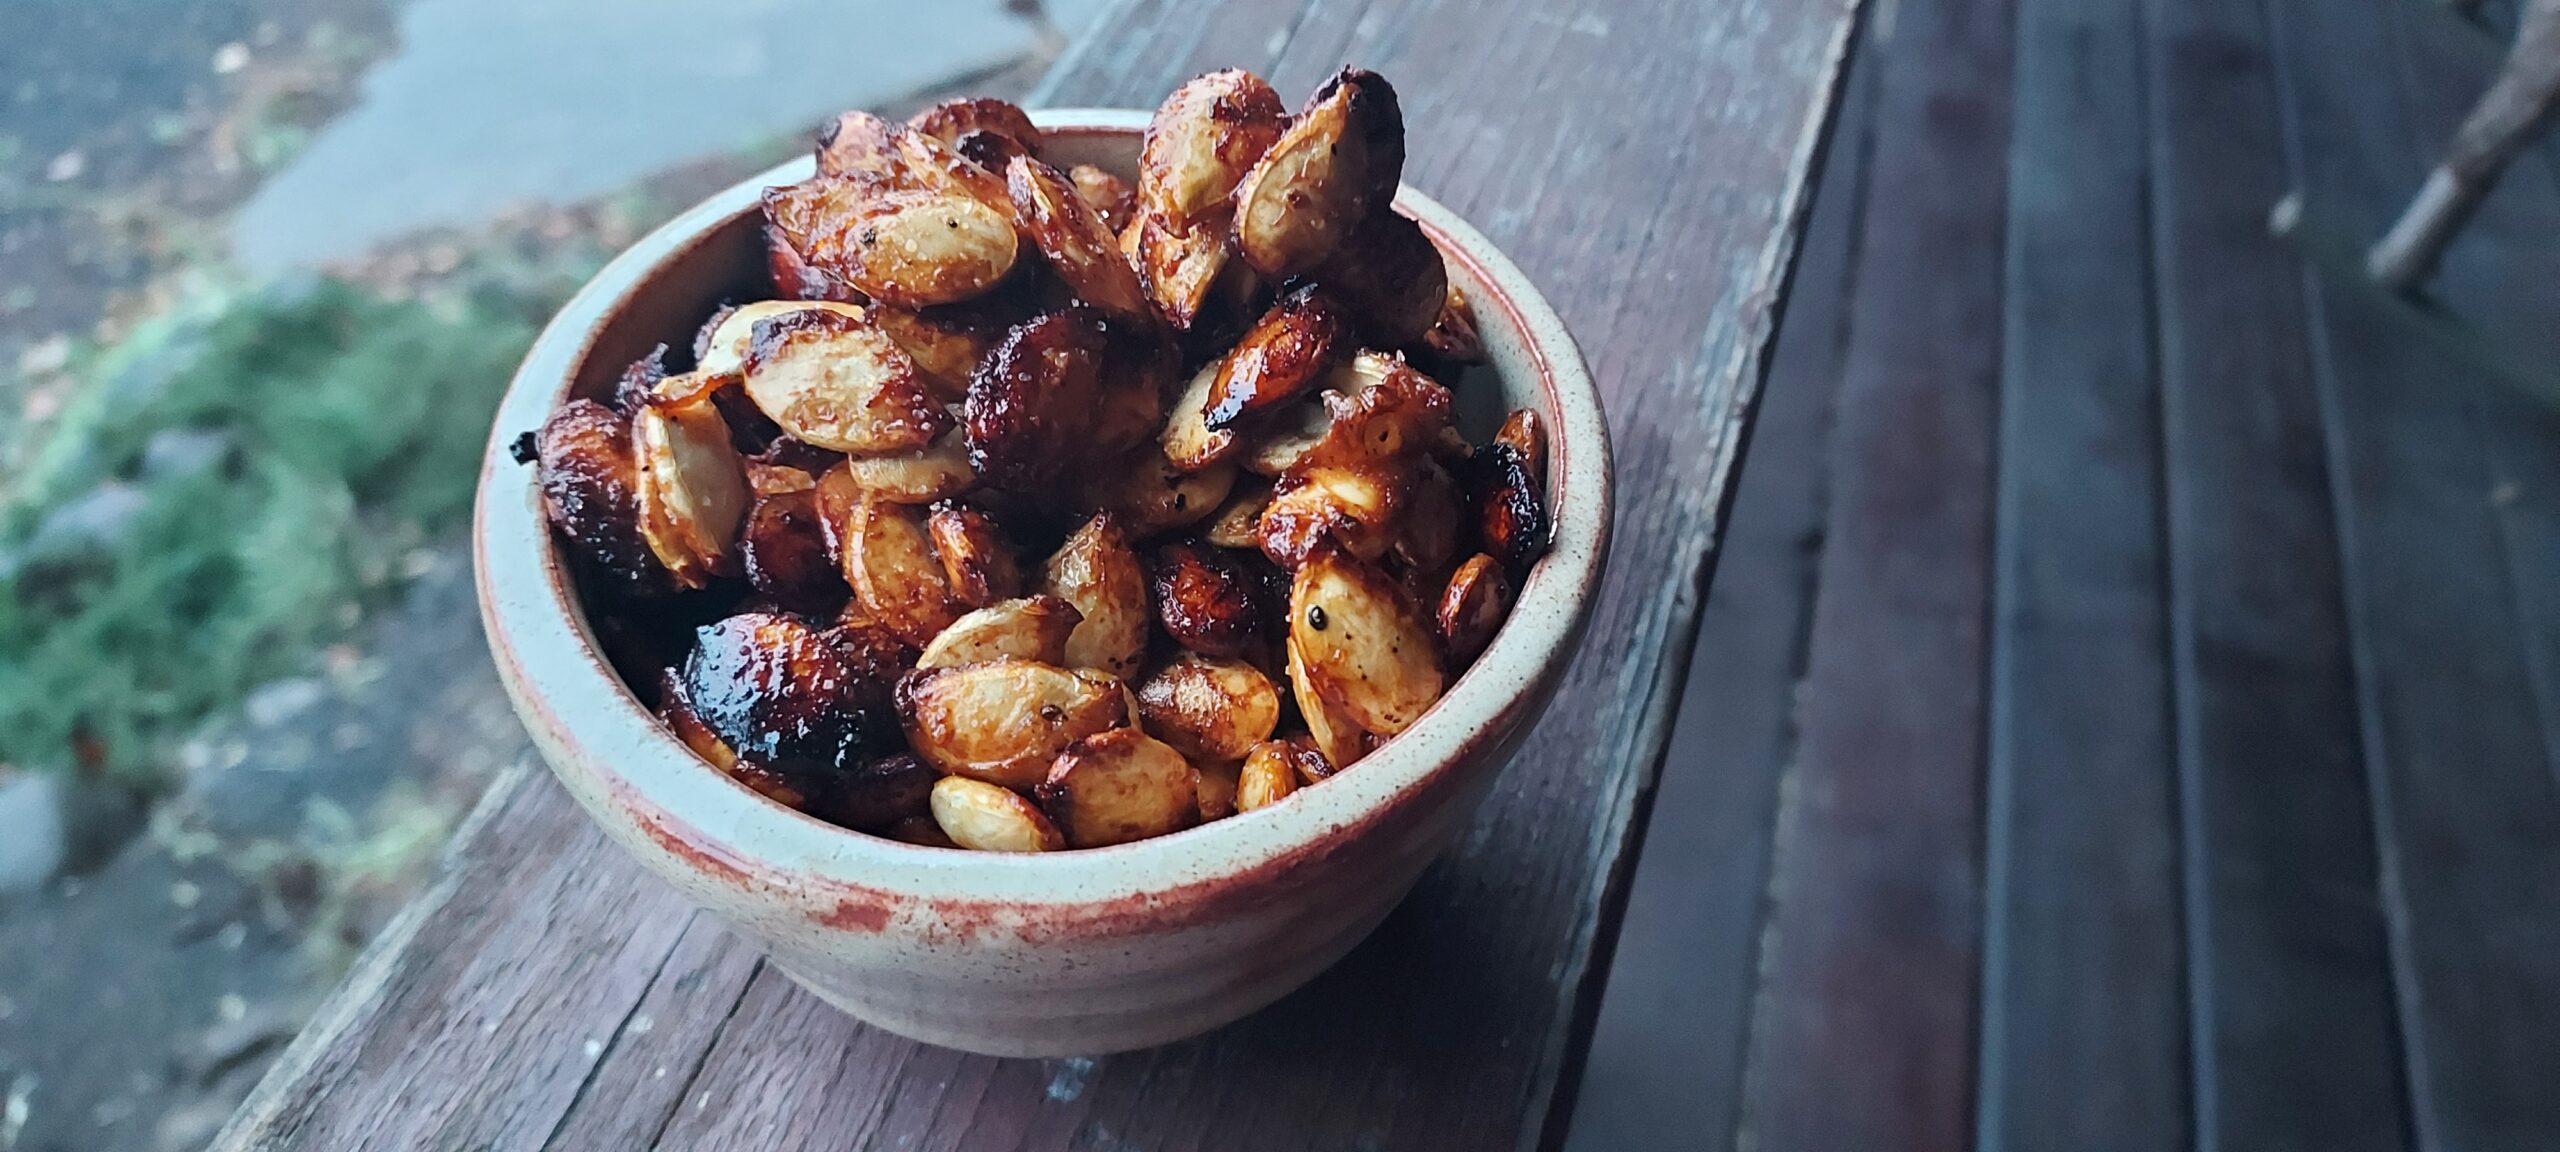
475;109;1611;1057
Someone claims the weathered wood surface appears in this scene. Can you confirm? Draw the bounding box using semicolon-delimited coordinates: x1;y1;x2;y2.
1736;0;2008;1144
1581;0;2560;1148
212;0;1863;1149
2147;0;2409;1147
1561;32;1878;1152
1978;0;2184;1144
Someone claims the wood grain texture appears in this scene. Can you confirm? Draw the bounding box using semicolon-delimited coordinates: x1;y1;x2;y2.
2267;0;2560;1147
212;1;1863;1149
1561;35;1878;1152
1977;0;2184;1145
2143;0;2412;1147
1737;0;2011;1146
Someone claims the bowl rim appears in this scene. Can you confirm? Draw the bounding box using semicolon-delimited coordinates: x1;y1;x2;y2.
474;108;1612;922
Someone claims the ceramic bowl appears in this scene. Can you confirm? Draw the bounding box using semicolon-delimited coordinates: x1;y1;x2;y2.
474;108;1611;1057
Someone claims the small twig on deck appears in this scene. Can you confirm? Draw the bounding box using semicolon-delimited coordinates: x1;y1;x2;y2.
2368;0;2560;291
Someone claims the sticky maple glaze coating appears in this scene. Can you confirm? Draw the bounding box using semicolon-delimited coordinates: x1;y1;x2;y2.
966;307;1170;489
1149;539;1278;658
1138;69;1289;231
674;612;908;784
738;488;850;617
1206;287;1350;431
537;399;667;602
908;97;1043;153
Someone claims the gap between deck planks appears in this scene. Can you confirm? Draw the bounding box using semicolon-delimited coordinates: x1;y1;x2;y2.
210;1;1864;1149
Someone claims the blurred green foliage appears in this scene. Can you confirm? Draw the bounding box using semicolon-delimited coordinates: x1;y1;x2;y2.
0;276;552;782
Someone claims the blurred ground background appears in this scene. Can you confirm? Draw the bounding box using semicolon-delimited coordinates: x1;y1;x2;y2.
0;3;1110;1147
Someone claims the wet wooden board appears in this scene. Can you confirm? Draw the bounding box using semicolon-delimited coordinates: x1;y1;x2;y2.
1560;32;1879;1152
1736;0;2010;1143
2268;0;2560;1146
209;0;1863;1149
2146;0;2410;1147
1976;0;2184;1144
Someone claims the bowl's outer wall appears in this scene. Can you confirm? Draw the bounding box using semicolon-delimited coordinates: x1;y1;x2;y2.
476;114;1608;1056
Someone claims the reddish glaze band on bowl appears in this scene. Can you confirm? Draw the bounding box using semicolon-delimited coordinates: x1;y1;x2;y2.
473;109;1611;1057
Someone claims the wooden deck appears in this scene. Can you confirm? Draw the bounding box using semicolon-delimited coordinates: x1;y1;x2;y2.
213;0;2560;1146
1571;0;2560;1149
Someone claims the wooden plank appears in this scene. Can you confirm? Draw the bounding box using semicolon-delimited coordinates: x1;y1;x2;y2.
213;1;1864;1149
1562;31;1879;1152
2142;0;2414;1147
1975;0;2184;1145
2265;0;2560;1147
1737;0;2011;1146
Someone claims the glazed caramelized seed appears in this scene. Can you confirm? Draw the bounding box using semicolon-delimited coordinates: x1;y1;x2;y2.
1205;287;1350;431
1295;352;1456;472
738;488;850;616
698;300;863;378
1195;758;1242;821
965;308;1114;489
819;189;1019;308
1231;68;1403;278
1005;154;1154;320
898;659;1128;789
892;128;1014;213
1496;408;1548;484
930;777;1065;853
1161;361;1239;472
1239;351;1402;477
1284;737;1340;786
1236;740;1302;812
1388;456;1468;588
1069;164;1138;233
916;595;1081;670
1043;514;1149;679
1139;68;1289;229
815;110;905;183
1290;547;1445;736
1435;553;1513;666
1286;637;1370;771
1255;464;1404;570
1134;652;1282;764
825;430;975;505
1472;439;1551;574
926;501;1021;607
907;97;1042;153
869;305;996;402
817;753;940;833
657;672;739;773
633;374;752;588
1082;447;1235;539
678;612;903;781
1312;208;1447;348
1149;540;1277;659
839;494;963;647
1202;476;1274;550
1037;728;1199;848
742;308;948;455
1124;211;1233;332
536;399;665;599
1421;283;1486;364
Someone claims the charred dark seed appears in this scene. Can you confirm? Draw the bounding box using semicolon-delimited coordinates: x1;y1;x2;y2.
509;430;539;464
1307;605;1328;631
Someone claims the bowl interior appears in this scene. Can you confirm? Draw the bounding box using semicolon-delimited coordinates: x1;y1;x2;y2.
478;109;1609;908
